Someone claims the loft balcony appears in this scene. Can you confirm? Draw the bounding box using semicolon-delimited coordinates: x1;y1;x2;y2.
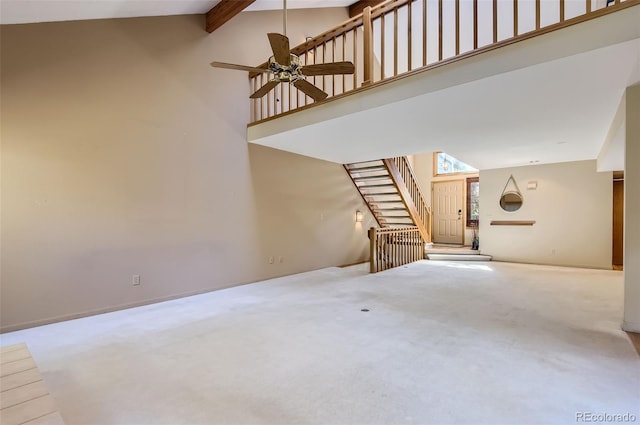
246;0;639;170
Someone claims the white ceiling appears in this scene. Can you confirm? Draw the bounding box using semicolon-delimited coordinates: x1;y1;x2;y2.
0;0;353;25
248;6;640;170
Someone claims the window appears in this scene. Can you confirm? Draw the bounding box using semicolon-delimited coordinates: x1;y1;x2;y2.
434;152;477;176
467;177;479;227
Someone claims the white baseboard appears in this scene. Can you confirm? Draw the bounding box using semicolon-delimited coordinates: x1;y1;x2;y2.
622;320;640;333
0;285;234;334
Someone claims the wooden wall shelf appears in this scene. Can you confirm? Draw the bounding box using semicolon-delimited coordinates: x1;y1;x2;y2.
490;220;536;226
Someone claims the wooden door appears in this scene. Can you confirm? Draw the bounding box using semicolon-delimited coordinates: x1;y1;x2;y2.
613;177;624;268
432;180;464;244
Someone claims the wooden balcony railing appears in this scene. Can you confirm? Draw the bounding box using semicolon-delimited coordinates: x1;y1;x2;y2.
249;0;637;123
369;227;424;273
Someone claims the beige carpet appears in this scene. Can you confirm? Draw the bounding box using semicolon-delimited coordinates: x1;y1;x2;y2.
0;261;638;424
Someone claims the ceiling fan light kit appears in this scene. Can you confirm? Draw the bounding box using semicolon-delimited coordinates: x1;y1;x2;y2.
210;1;354;102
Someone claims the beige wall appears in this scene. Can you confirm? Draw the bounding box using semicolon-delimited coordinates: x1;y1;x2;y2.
479;160;612;268
623;84;640;332
412;152;478;245
0;9;377;331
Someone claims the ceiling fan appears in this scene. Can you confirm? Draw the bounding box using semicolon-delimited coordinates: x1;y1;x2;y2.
209;0;355;102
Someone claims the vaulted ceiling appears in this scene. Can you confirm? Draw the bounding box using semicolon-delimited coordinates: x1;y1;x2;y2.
0;0;366;25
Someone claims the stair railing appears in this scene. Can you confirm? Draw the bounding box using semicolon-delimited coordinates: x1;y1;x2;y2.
369;227;424;273
249;0;638;122
383;157;431;242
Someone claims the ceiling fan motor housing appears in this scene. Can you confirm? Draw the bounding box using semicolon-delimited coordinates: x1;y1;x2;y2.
268;54;303;82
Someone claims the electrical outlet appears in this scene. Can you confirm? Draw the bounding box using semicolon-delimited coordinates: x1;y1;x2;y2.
132;274;141;286
268;257;274;264
279;256;284;263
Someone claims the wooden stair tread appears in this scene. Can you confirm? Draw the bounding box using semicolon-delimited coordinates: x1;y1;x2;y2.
426;248;481;255
348;165;386;172
364;188;398;195
353;175;391;181
348;164;386;171
357;183;396;188
377;211;410;214
427;253;493;261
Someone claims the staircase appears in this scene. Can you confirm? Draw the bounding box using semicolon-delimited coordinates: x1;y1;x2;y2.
347;157;432;273
345;157;431;242
346;160;412;227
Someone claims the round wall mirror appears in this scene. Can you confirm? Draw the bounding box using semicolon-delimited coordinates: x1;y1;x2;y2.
500;191;523;212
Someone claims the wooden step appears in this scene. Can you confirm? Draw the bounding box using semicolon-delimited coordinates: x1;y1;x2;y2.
375;207;407;211
362;189;399;193
348;165;386;172
377;210;410;215
427;253;493;261
353;175;391;182
376;211;410;216
425;248;480;255
365;194;400;198
362;191;400;195
357;183;396;188
369;199;403;204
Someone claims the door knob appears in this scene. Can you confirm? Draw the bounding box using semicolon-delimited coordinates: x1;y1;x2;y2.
458;209;462;220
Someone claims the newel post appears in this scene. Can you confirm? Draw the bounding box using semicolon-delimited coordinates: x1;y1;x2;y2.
362;6;374;86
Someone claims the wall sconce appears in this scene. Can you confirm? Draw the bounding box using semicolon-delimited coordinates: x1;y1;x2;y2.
355;210;363;222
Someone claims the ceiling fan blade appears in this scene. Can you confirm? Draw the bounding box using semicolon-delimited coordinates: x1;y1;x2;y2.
293;79;328;101
267;33;291;66
210;61;270;73
250;80;280;99
300;61;355;76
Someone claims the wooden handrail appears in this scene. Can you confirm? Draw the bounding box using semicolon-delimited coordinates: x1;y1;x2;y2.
249;0;639;122
369;226;424;273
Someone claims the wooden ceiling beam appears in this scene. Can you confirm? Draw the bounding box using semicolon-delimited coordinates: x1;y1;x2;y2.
205;0;256;33
348;0;386;18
